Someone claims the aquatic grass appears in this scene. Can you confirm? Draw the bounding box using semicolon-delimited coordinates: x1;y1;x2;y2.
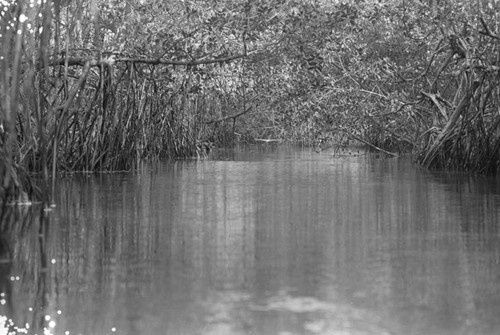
26;61;220;170
0;0;251;202
0;0;42;203
2;57;226;202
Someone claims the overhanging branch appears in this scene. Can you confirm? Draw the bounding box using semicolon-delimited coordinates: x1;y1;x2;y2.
205;106;252;124
40;52;248;69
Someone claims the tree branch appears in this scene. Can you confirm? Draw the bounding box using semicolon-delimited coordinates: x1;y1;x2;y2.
421;81;481;167
205;106;252;124
421;91;448;118
41;52;248;68
479;17;500;40
345;131;398;157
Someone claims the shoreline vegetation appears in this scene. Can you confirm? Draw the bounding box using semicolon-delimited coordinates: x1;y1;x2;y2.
2;0;500;204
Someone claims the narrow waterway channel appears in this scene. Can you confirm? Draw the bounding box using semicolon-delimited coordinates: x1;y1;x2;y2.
1;146;500;335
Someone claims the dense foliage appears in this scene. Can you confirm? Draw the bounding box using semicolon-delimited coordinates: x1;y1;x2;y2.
1;0;500;202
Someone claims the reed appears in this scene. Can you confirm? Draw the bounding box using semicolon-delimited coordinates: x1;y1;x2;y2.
39;61;218;171
0;1;228;203
0;0;39;203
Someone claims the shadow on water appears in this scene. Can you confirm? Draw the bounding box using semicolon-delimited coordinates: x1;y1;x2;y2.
1;146;500;335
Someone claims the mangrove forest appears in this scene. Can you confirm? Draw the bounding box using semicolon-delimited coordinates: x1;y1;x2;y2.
2;0;500;204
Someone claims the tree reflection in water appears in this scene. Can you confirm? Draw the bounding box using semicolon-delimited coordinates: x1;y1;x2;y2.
2;147;500;335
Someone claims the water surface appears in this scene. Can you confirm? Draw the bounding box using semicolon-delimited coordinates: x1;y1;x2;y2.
1;146;500;335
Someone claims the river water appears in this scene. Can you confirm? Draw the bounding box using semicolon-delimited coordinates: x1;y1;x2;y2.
1;146;500;335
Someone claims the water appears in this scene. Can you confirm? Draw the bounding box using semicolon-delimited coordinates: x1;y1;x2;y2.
1;146;500;335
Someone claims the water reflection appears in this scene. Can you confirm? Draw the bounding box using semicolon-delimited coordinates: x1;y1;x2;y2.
1;146;500;335
0;206;54;335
